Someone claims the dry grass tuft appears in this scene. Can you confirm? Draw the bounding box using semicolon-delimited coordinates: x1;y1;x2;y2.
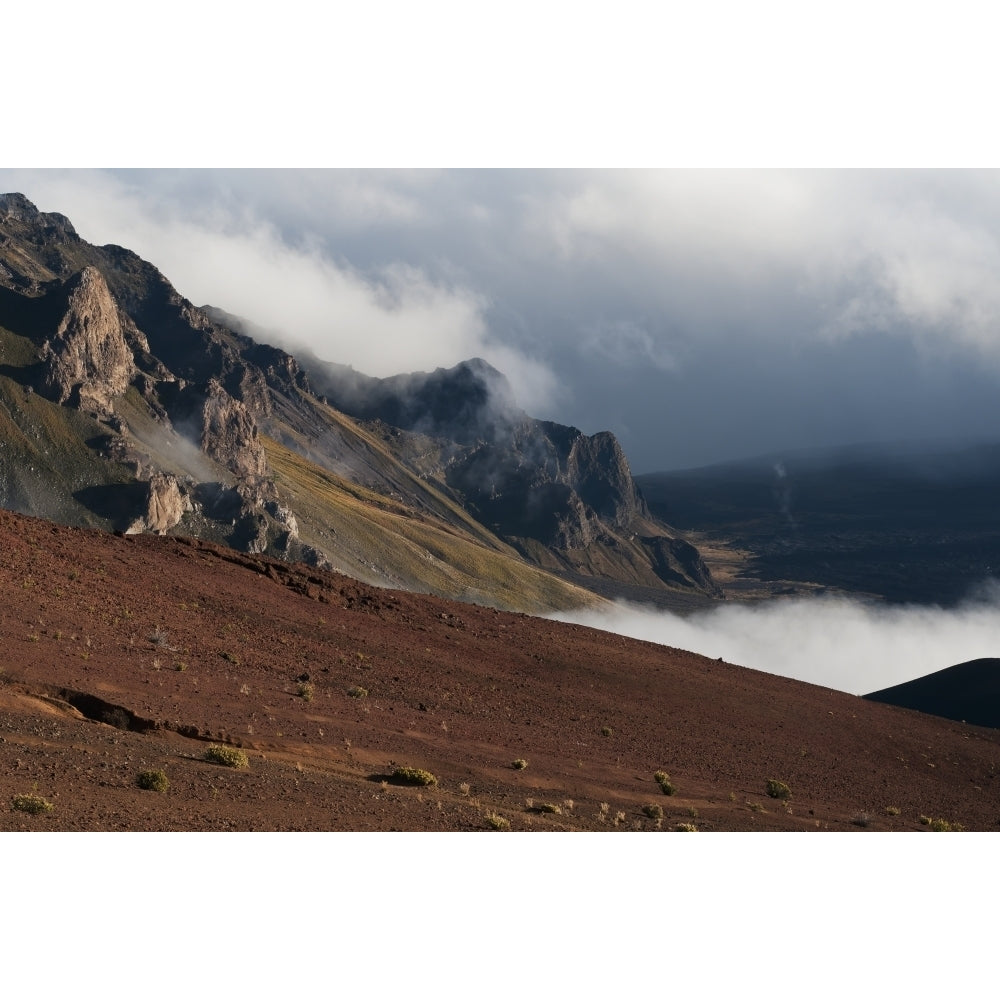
12;793;53;815
654;771;676;795
485;812;510;830
765;779;792;800
204;745;249;768
391;766;437;786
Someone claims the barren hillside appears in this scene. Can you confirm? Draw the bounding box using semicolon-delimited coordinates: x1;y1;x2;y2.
2;508;995;831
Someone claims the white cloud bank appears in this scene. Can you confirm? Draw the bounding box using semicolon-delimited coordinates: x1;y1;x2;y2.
528;169;1000;366
551;587;1000;696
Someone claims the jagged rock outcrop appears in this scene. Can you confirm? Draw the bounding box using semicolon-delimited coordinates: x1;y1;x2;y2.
127;473;193;535
564;430;647;528
644;536;722;597
443;420;647;551
199;380;269;481
0;192;73;228
40;267;140;415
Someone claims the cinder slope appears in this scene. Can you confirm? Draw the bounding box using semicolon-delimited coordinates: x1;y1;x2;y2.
2;507;995;832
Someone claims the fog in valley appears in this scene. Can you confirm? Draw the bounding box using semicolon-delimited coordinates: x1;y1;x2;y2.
553;583;1000;696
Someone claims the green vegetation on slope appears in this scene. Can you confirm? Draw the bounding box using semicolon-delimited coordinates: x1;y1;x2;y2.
0;326;138;527
263;434;604;613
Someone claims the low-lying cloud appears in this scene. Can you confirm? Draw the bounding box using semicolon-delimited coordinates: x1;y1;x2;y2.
551;586;1000;696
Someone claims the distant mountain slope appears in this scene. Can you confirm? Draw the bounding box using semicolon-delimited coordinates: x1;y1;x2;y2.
637;442;1000;605
865;658;1000;729
298;352;721;602
0;192;716;610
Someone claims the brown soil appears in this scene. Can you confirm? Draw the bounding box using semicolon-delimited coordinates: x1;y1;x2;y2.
2;508;997;832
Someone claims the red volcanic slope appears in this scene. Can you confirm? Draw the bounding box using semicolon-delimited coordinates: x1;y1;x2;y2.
1;507;997;831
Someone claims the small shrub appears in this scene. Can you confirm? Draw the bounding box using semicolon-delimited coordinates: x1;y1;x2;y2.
137;769;169;794
675;822;698;832
512;758;528;770
766;779;792;801
601;726;614;737
12;793;53;815
347;686;368;698
687;806;699;819
148;629;174;649
643;803;664;820
922;816;962;832
885;805;901;816
485;812;510;831
539;802;562;815
204;745;249;768
297;681;314;702
655;771;676;795
392;766;437;786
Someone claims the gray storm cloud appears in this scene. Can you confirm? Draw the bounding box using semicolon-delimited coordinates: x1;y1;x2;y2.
7;168;1000;469
551;587;1000;696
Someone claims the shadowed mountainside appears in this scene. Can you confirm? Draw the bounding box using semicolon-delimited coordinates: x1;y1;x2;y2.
292;350;721;602
866;658;1000;729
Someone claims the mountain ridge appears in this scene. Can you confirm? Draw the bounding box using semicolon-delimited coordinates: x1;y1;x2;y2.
0;193;718;611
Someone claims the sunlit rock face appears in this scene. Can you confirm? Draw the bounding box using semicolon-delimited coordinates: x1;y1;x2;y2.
42;267;137;416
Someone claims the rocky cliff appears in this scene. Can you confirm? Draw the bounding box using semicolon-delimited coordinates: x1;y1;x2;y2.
0;192;717;608
302;354;720;597
41;266;139;415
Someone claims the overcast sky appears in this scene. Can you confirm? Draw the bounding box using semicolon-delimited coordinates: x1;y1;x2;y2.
6;168;1000;472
